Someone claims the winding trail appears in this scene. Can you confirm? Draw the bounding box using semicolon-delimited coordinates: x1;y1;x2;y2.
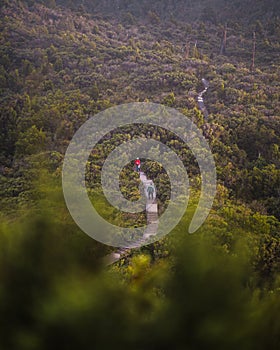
197;78;210;119
104;79;210;265
104;171;158;265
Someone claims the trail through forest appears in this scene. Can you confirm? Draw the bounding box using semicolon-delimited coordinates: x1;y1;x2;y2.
105;79;210;265
104;170;158;265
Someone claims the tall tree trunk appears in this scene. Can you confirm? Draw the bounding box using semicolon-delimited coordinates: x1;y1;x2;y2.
193;40;199;58
250;31;256;72
185;42;190;59
220;24;227;55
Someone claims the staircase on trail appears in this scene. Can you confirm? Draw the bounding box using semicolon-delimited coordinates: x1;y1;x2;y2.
104;171;158;265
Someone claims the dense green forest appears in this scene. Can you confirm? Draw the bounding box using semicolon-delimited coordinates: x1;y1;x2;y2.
0;0;280;348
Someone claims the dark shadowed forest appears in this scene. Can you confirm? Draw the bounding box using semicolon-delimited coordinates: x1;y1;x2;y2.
0;0;280;349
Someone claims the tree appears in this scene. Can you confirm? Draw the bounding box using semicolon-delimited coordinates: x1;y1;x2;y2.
15;125;46;157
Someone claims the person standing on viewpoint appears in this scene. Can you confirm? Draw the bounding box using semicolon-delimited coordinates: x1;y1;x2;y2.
135;157;141;172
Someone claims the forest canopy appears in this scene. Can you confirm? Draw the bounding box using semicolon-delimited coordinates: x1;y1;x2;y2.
0;0;279;348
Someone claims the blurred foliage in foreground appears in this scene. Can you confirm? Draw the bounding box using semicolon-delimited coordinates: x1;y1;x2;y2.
0;1;280;348
0;169;280;349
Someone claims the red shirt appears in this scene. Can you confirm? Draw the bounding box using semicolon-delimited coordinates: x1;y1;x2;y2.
135;159;140;166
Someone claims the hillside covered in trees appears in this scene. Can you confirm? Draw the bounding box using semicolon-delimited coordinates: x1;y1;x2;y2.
0;0;280;349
